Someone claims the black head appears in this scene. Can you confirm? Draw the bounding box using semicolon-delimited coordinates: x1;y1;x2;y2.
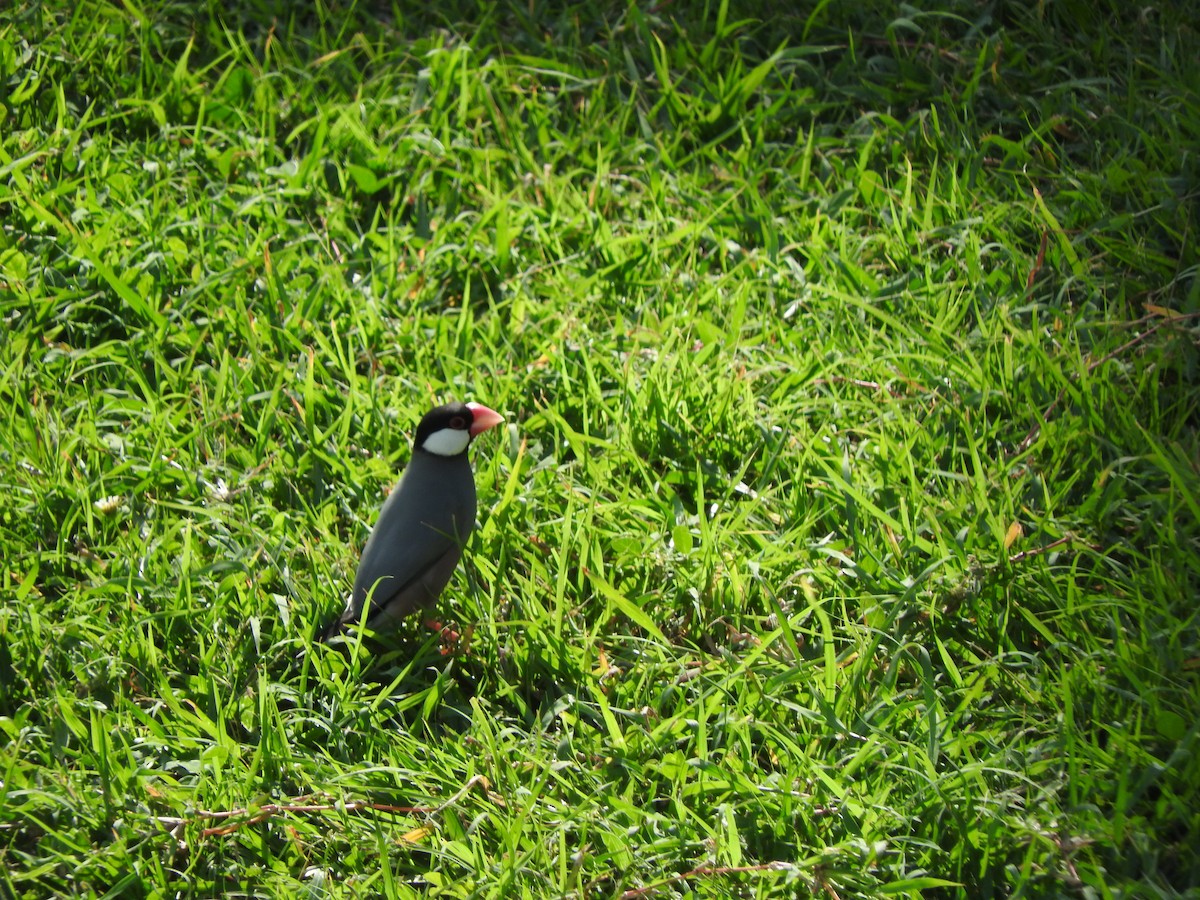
414;401;504;457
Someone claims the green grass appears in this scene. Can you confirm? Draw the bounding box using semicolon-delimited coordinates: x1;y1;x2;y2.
2;0;1198;896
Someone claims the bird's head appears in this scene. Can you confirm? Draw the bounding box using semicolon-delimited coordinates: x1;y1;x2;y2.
415;401;505;457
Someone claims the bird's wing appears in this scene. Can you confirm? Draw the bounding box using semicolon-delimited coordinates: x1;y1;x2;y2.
320;457;475;640
356;538;465;633
356;515;465;615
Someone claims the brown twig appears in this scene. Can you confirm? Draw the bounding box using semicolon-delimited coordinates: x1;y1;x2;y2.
195;798;433;837
811;375;903;397
1017;309;1200;453
1026;231;1048;291
860;37;965;64
617;862;794;899
1008;533;1100;564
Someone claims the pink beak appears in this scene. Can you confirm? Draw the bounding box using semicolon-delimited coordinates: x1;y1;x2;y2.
466;402;505;437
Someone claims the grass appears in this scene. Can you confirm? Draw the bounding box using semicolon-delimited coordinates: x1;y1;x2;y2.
1;0;1198;896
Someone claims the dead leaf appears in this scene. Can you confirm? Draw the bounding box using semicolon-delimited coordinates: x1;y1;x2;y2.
1003;520;1024;551
398;826;432;844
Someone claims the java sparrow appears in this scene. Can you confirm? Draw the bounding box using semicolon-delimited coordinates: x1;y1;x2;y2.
320;401;505;641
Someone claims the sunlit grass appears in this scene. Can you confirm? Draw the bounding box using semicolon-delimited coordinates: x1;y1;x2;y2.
1;0;1198;896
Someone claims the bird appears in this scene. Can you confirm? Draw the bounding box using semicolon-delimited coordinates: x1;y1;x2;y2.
319;401;505;642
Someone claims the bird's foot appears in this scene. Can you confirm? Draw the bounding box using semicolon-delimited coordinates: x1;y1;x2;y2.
423;619;474;656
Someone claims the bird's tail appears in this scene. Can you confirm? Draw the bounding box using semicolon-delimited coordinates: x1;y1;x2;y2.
314;593;356;644
315;611;349;643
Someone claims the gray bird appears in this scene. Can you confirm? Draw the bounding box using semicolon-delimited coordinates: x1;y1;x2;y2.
320;401;505;641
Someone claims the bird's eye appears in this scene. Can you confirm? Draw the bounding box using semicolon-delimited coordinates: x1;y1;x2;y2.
449;416;467;430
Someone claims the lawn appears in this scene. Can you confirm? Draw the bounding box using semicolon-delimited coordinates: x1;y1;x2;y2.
1;1;1198;896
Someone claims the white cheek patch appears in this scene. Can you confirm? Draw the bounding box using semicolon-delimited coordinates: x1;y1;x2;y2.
421;427;471;457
